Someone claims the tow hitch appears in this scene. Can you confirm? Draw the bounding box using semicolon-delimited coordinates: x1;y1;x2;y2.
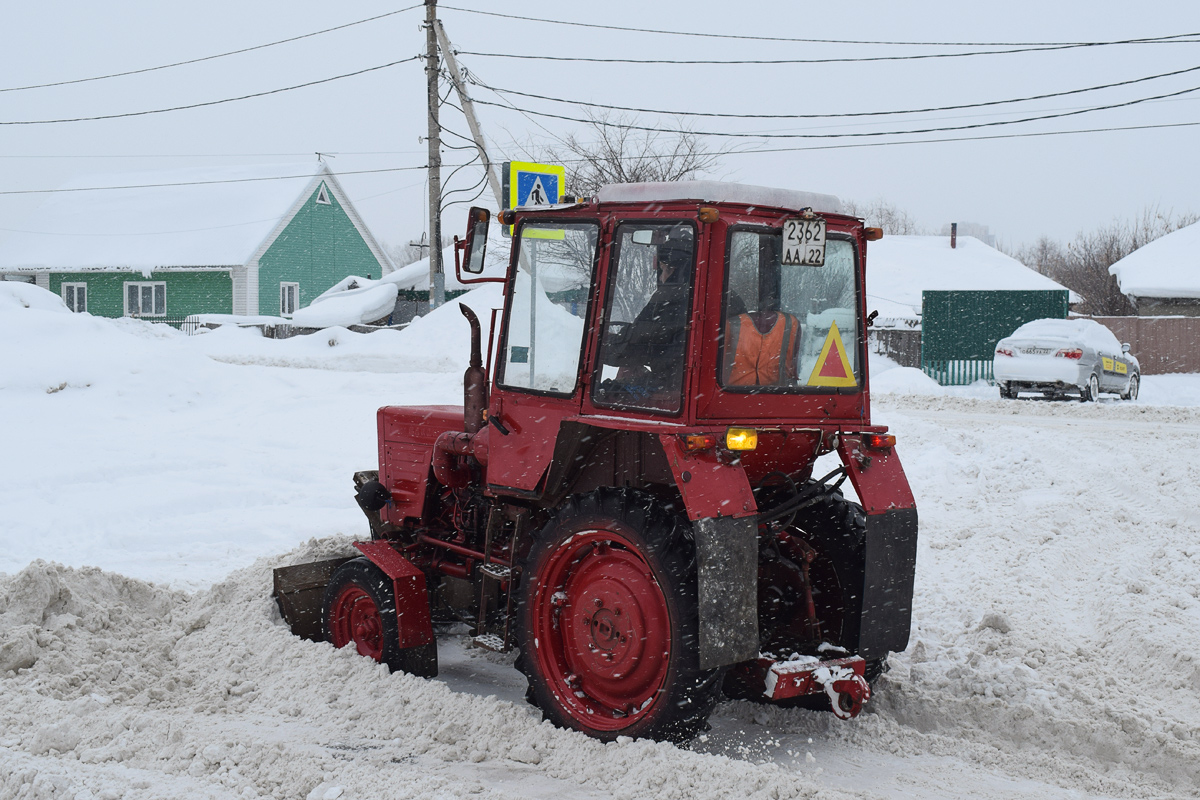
760;655;871;719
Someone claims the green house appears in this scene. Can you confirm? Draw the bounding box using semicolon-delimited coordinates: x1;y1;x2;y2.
0;162;392;324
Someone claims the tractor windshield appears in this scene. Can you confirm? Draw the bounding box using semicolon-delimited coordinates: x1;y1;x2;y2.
592;221;696;414
720;229;860;392
499;221;599;395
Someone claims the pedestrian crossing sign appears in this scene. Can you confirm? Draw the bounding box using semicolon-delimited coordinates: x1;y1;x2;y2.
503;161;566;235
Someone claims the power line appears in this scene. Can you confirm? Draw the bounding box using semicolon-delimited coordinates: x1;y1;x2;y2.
0;165;428;196
0;5;423;93
0;57;422;126
455;39;1200;66
471;82;1200;140
0;150;429;159
473;63;1200;121
728;119;1200;154
440;6;1200;49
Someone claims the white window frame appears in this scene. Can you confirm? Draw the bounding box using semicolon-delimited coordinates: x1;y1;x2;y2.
280;282;300;317
61;282;87;313
123;281;167;317
315;183;331;205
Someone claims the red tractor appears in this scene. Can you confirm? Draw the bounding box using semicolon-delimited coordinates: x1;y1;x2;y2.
274;181;918;742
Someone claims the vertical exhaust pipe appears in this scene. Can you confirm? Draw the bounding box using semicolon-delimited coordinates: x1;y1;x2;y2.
459;304;486;435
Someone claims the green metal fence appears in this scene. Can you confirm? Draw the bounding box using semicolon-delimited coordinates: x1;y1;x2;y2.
921;290;1069;385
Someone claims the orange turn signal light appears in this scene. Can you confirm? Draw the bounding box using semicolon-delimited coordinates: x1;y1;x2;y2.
498;209;517;225
863;433;896;450
681;432;719;451
698;206;720;223
865;227;884;241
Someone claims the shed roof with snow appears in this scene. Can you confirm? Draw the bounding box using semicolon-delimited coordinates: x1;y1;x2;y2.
865;234;1074;324
1108;221;1200;312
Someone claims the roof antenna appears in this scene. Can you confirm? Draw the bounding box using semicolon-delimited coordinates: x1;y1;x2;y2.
315;152;337;162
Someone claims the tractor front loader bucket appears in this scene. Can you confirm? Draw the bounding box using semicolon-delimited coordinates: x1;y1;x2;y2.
272;557;353;642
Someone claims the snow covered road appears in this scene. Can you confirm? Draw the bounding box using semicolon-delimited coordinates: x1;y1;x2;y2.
2;291;1199;799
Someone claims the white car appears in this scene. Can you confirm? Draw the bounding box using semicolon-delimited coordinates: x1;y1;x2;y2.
993;318;1140;402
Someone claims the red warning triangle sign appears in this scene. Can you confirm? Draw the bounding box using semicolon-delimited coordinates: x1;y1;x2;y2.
807;320;858;388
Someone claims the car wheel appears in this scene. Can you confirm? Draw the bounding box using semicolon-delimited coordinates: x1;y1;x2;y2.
1082;373;1100;403
1121;373;1140;401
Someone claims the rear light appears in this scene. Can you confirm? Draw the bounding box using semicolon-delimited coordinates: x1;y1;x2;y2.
995;346;1014;358
680;432;718;451
724;427;758;451
863;433;896;450
1055;348;1083;359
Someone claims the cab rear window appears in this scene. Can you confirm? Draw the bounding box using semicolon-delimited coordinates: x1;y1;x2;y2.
720;229;860;393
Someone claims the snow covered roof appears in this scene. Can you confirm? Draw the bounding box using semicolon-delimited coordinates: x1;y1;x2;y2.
865;234;1075;321
0;162;382;272
596;181;842;215
1108;221;1200;299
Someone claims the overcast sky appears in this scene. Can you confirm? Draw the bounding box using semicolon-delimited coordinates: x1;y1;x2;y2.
2;1;1199;253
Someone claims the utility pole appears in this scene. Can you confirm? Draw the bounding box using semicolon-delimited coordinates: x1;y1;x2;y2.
435;20;503;209
424;0;444;309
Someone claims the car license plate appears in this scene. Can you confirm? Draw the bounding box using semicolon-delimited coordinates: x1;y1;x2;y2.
1022;347;1051;356
783;218;826;266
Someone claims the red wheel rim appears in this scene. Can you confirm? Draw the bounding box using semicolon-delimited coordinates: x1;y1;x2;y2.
532;529;671;732
330;585;384;661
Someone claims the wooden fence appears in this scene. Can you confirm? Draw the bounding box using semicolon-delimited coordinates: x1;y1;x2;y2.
1083;316;1200;375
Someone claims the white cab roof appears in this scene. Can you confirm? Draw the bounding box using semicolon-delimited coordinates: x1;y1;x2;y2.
596;181;842;215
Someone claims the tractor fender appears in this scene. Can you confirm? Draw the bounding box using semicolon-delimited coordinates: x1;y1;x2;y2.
352;541;434;648
835;435;918;657
658;434;760;669
657;434;757;522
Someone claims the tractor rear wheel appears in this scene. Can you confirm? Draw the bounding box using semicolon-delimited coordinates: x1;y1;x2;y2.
515;489;720;742
322;557;438;677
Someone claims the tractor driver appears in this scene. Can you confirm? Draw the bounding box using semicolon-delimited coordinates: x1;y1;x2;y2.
606;226;694;399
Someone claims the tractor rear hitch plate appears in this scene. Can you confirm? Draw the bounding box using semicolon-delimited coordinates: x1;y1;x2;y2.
760;654;871;718
272;557;353;642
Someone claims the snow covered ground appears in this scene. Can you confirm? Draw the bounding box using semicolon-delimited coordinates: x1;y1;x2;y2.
3;283;1200;799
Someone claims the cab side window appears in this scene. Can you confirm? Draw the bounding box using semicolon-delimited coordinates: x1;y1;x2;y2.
498;221;598;395
592;222;695;414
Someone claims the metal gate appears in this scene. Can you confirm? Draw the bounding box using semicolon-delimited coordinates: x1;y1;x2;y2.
921;290;1069;385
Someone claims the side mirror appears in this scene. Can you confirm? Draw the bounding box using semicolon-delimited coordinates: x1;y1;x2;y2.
454;207;504;285
460;207;490;274
1122;343;1131;354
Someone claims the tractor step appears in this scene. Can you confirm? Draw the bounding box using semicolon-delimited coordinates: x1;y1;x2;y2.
479;563;512;581
471;633;507;652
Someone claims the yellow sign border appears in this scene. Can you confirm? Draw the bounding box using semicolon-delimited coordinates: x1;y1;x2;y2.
806;320;858;387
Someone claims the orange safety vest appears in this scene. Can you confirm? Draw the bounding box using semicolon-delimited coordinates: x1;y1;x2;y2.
723;313;801;386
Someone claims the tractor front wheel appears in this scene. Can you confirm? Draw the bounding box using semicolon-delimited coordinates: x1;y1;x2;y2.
516;490;720;742
322;557;438;677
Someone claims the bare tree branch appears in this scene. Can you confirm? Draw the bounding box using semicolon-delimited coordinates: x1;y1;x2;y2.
507;110;725;196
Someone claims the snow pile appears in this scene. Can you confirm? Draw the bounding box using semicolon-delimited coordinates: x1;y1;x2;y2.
0;281;71;313
292;283;399;328
0;546;827;800
866;235;1074;324
1109;220;1200;299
